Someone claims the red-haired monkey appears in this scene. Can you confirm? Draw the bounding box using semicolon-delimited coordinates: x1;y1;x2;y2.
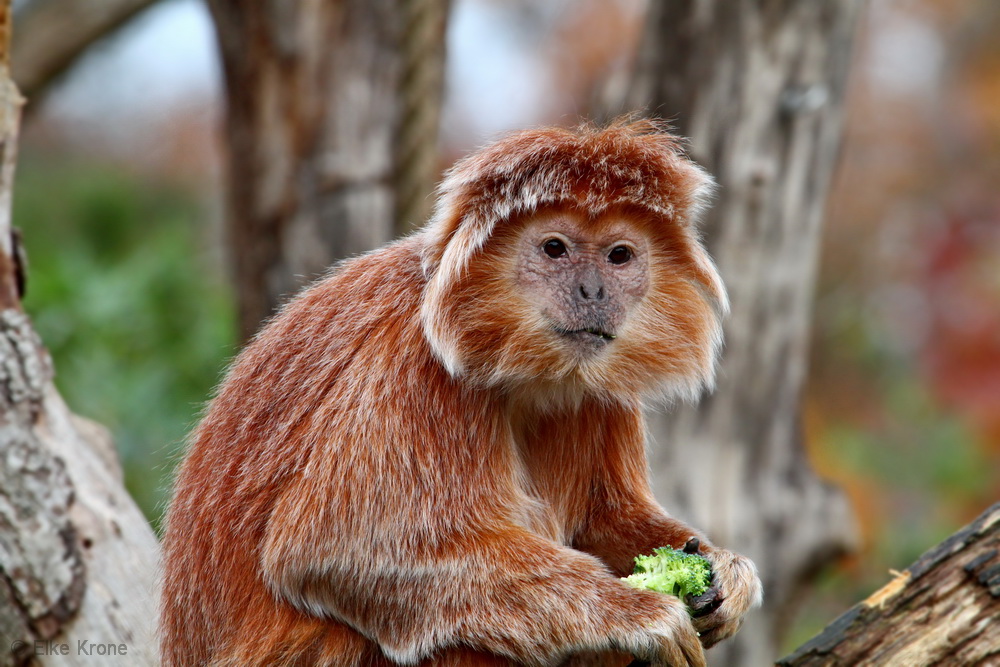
161;121;762;667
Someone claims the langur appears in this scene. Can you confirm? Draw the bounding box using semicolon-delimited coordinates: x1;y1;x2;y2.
161;120;762;667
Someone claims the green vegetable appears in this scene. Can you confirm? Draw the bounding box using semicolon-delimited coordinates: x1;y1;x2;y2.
622;547;712;600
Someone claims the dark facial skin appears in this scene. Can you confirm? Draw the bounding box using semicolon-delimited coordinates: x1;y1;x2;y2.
514;211;651;356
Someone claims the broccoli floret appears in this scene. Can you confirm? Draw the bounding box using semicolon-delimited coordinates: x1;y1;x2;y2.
622;547;712;600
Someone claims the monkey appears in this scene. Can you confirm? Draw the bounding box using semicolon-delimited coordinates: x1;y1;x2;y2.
160;120;763;667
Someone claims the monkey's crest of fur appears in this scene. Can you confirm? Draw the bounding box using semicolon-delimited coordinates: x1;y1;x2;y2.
420;120;728;404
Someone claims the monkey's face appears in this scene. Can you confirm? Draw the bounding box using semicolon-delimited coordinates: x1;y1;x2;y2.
421;202;726;404
419;122;728;403
513;211;650;359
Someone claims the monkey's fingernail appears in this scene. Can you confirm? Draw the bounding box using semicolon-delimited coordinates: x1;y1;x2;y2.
683;537;700;554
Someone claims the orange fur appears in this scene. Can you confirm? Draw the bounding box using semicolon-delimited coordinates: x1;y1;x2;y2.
161;121;761;667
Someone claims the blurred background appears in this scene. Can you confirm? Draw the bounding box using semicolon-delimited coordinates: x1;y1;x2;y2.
12;0;999;654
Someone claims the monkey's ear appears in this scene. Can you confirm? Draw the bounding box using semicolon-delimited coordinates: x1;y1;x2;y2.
670;158;716;227
419;185;486;282
418;127;543;281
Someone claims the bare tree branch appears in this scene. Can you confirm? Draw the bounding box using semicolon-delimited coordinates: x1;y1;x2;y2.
779;502;1000;666
12;0;160;101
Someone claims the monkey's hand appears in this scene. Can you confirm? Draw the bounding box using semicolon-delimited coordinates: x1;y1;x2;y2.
683;539;762;648
616;588;706;667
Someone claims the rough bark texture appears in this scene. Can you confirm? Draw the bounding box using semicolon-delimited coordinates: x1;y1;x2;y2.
611;2;864;664
779;502;1000;666
12;0;160;101
208;0;449;341
0;9;159;665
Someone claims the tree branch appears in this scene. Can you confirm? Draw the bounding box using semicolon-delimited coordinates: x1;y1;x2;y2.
779;502;1000;666
12;0;160;101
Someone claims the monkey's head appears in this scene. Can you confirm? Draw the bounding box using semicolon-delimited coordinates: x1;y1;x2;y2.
420;120;728;405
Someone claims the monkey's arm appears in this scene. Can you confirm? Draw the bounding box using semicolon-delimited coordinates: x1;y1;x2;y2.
575;491;707;577
261;485;704;667
571;406;708;577
578;493;762;648
574;411;762;648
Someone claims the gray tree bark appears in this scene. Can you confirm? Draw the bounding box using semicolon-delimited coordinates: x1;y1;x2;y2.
779;502;1000;666
0;6;159;665
12;0;160;101
207;0;449;341
611;2;864;664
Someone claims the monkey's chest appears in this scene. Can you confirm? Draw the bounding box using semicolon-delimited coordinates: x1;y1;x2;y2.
511;466;591;546
507;418;599;545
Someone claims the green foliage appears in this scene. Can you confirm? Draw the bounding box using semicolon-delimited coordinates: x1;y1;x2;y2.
623;547;712;601
14;156;236;531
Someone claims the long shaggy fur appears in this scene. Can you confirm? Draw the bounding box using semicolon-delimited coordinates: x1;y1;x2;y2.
160;121;761;667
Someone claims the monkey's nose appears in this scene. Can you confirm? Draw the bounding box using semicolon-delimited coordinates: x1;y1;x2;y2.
578;284;605;300
577;269;606;301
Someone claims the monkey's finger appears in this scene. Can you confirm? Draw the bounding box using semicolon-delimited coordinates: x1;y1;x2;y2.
682;538;700;554
695;624;722;649
695;617;744;649
686;585;722;618
691;607;725;636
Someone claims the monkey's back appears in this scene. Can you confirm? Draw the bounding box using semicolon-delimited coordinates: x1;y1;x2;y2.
160;236;442;666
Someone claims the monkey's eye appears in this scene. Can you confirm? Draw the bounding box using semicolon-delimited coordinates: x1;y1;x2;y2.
608;246;632;265
543;239;567;258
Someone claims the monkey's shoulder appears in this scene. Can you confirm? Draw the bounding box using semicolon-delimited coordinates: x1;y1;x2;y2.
220;236;442;405
241;236;426;360
287;236;427;325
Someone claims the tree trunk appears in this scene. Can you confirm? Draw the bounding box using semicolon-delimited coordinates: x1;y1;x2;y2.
0;6;159;666
207;0;449;341
612;2;864;664
779;502;1000;666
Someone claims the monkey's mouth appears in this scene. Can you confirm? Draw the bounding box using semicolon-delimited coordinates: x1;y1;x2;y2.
554;326;617;343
